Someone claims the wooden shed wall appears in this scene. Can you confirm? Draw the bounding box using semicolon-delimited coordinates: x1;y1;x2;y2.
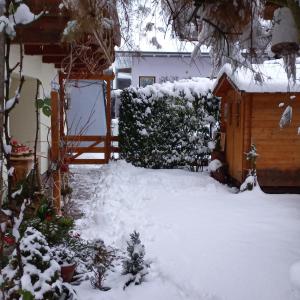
220;89;247;184
250;93;300;187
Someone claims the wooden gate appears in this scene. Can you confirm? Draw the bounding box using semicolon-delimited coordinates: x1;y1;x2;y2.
58;72;119;165
50;72;119;213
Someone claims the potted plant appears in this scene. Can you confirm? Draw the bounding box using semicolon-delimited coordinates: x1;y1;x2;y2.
52;245;76;282
10;139;34;188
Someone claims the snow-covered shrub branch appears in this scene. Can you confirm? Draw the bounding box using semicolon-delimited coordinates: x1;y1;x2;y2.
240;144;259;192
0;227;77;299
162;0;300;81
122;231;149;289
119;79;220;169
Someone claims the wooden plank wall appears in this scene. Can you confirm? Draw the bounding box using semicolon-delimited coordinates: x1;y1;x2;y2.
250;93;300;187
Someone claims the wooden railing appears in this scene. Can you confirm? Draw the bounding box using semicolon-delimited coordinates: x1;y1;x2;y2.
62;135;119;165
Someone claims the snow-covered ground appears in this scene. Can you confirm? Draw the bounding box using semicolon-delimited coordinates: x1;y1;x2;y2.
73;161;300;300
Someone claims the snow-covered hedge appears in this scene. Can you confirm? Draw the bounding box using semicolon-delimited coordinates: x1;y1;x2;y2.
119;79;220;169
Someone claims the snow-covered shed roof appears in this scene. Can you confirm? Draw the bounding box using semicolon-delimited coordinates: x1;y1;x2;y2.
213;60;300;94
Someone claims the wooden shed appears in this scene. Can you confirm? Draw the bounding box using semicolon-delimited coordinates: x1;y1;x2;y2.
213;61;300;192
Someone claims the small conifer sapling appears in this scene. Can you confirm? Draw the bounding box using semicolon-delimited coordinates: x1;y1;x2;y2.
122;231;149;289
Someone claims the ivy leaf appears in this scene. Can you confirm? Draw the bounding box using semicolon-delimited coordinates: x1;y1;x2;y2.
36;99;44;109
44;98;51;106
42;106;51;117
37;203;48;220
20;290;34;300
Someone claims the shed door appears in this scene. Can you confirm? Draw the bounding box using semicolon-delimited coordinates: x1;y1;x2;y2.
225;91;244;183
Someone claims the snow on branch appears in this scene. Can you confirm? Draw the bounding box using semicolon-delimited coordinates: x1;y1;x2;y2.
12;199;30;240
0;2;44;38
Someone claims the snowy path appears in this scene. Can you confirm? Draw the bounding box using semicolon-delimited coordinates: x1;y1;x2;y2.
73;161;300;300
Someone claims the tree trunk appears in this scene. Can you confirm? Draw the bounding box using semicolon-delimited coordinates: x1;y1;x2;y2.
0;3;5;207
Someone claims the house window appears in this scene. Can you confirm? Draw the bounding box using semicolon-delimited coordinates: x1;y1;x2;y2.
139;76;155;87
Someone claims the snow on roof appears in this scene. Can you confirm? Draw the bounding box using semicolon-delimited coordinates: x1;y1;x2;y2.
213;60;300;93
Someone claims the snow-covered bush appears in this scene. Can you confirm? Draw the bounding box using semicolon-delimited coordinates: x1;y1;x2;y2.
52;244;75;266
122;231;149;289
240;144;259;192
90;239;115;291
119;80;220;169
0;227;76;299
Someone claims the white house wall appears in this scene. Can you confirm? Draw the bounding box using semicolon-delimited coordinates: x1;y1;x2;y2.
131;55;212;87
9;45;56;174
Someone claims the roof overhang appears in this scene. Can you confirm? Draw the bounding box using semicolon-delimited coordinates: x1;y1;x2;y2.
12;0;119;75
213;73;243;96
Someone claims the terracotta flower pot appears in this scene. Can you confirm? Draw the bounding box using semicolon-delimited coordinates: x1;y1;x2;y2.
263;2;281;20
211;150;225;163
61;263;76;282
10;154;34;188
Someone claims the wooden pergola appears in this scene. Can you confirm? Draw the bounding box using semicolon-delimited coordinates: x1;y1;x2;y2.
13;0;121;213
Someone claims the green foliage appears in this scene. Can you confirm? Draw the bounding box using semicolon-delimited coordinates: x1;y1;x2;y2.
20;290;35;300
35;97;51;117
119;87;220;169
52;245;75;265
21;215;74;246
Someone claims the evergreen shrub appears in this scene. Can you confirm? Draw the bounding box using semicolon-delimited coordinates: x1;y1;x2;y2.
119;80;220;169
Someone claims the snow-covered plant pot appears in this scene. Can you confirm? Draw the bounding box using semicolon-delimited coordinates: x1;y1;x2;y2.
61;264;76;283
271;7;299;55
52;245;76;282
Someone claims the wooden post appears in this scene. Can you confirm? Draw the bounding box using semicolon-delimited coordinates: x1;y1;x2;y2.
105;79;111;163
59;72;65;138
51;90;61;214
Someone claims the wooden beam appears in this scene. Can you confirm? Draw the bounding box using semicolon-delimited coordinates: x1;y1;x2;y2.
25;45;70;56
50;90;61;214
14;28;62;44
65;158;107;165
43;56;69;63
60;73;115;81
17;15;68;31
62;135;107;142
55;63;87;69
25;0;68;15
66;146;119;153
